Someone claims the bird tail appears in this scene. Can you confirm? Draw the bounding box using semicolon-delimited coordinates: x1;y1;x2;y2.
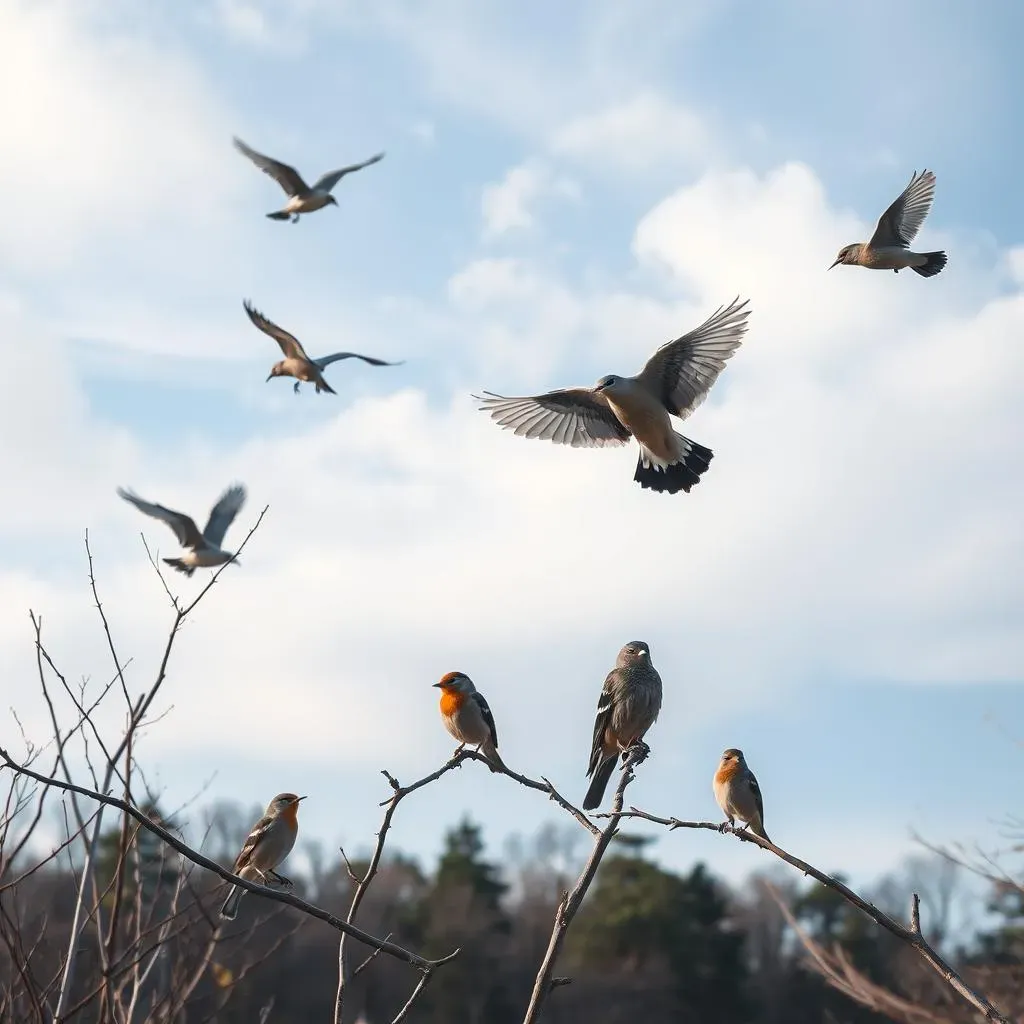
912;251;947;278
634;435;714;494
583;755;617;811
266;211;291;221
480;741;507;774
750;820;772;844
314;377;337;395
162;558;195;577
220;885;243;920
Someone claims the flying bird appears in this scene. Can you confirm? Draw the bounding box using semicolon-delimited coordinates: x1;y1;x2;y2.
475;297;750;494
583;641;663;811
220;792;305;920
433;672;506;772
243;300;402;395
233;137;384;222
117;484;247;576
713;748;770;843
829;169;946;277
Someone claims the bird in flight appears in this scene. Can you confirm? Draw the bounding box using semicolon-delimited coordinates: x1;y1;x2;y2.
233;137;385;222
117;484;247;576
475;297;750;494
829;169;946;277
243;300;402;395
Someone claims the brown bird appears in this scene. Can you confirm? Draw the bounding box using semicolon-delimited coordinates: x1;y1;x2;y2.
713;748;770;842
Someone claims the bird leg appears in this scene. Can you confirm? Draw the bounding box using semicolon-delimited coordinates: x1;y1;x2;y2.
293;381;301;395
718;818;733;834
267;870;293;887
292;214;300;224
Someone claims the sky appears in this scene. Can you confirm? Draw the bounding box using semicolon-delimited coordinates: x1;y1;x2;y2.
2;0;1023;908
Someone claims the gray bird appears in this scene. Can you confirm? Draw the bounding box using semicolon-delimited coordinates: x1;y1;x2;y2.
433;671;506;773
583;641;663;811
243;300;402;395
829;169;946;277
713;748;770;842
475;297;750;494
117;484;247;576
233;137;384;222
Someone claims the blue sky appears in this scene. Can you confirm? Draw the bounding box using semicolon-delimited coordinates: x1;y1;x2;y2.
2;0;1023;904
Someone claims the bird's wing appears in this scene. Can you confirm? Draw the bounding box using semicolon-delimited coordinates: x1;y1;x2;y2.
311;152;385;193
474;389;631;448
868;169;937;249
635;296;750;421
232;137;309;197
243;300;309;361
312;352;404;370
587;671;618;775
747;770;766;825
233;813;275;871
117;488;203;549
470;691;499;749
202;485;247;547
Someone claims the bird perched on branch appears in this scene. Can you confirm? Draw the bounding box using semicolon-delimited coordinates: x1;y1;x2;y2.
583;641;663;810
116;484;247;576
243;300;402;395
475;297;750;494
220;792;305;920
433;672;506;772
713;748;770;842
233;137;384;222
829;169;946;278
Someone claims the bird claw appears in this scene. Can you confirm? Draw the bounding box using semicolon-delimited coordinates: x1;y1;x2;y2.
718;821;731;834
293;381;301;394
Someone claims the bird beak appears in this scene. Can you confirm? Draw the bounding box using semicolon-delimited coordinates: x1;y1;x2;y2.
432;681;443;688
828;258;841;271
265;372;274;382
296;795;307;803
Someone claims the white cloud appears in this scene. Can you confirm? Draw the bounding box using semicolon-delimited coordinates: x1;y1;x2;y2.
551;92;713;174
480;160;580;239
0;1;237;271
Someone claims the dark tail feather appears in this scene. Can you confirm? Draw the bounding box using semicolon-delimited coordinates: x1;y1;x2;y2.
634;436;713;494
912;251;947;278
583;756;617;811
266;211;291;221
315;377;337;395
220;885;242;920
162;558;195;578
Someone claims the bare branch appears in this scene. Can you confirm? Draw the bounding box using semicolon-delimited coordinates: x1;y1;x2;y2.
618;808;1012;1024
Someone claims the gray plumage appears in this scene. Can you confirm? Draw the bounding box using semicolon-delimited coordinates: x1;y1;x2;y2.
243;300;402;394
233;137;385;222
475;297;750;494
583;641;663;810
117;484;247;577
829;170;946;277
713;748;770;843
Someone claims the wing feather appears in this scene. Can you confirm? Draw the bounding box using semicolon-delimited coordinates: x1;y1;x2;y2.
117;488;203;549
474;389;631;448
868;169;937;249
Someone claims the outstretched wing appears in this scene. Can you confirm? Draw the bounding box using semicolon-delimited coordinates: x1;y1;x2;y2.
202;485;247;548
869;169;937;249
313;352;404;370
117;488;203;549
635;296;750;421
243;301;309;361
470;691;499;749
474;389;631;448
311;152;385;193
233;137;309;197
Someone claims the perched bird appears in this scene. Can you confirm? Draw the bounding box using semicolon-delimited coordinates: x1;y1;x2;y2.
583;641;663;810
243;300;402;395
475;297;750;494
233;137;384;222
220;792;305;920
433;671;506;772
117;484;247;577
713;748;770;842
829;169;946;277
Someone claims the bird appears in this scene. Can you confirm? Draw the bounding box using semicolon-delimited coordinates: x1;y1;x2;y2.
220;792;305;920
829;169;946;277
475;297;750;494
116;484;247;577
713;748;770;842
433;671;506;772
233;137;384;222
583;641;663;810
243;300;402;395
